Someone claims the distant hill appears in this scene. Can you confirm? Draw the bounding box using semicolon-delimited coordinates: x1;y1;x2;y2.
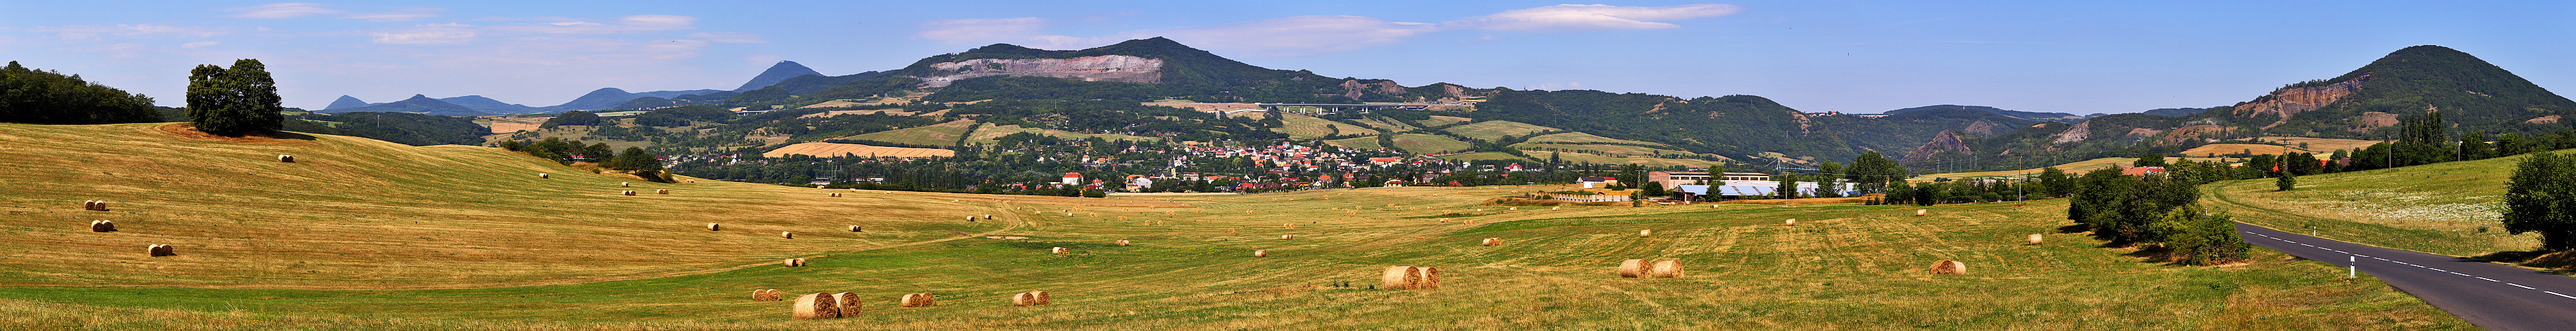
1886;105;2089;122
2211;45;2575;137
537;87;726;112
320;95;492;117
2141;107;2209;117
436;95;537;115
732;61;825;91
325;95;380;110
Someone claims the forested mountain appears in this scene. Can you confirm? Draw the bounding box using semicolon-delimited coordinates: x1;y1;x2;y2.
1816;108;2037;154
436;95;536;114
2209;45;2575;138
320;95;491;117
538;87;727;112
733;60;824;91
325;95;379;110
1885;105;2089;122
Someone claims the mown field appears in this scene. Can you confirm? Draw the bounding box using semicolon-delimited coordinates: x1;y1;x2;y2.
844;119;977;146
2203;152;2541;257
0;123;2471;330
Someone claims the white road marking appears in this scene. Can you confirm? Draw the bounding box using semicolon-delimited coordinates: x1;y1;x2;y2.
2513;283;2536;289
2478;277;2499;282
2549;291;2576;299
2450;272;2471;276
2431;268;2449;272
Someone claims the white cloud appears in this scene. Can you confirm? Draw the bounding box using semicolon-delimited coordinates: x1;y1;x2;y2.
1523;81;1584;90
25;24;230;40
1446;4;1743;32
493;15;698;34
372;23;477;45
915;17;1047;43
345;8;447;22
687;32;767;43
181;41;222;48
229;3;342;19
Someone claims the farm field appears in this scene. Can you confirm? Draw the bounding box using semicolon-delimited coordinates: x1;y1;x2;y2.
1510;143;1698;157
1418;115;1472;127
2179;144;2313;158
843;119;976;146
1442;120;1556;142
1521;132;1670;146
2258;136;2383;153
763;142;957;158
1323;136;1385;150
1916;157;2138;179
1267;114;1346;140
1389;134;1470;154
2202;151;2542;257
0;123;2472;329
963;124;1161;145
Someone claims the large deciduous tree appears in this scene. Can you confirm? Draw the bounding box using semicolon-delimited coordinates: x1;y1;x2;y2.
184;59;284;136
2504;152;2576;251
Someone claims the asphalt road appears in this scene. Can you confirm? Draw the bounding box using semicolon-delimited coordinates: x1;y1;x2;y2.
2235;222;2576;330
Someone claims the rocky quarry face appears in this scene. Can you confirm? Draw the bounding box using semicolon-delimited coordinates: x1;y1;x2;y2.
2048;121;2091;144
917;55;1163;87
2231;75;2371;128
1900;130;1973;166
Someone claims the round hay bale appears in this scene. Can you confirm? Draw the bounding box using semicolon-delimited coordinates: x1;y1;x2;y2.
1280;234;1295;240
1118;216;1128;220
91;220;117;232
792;293;840;319
146;244;173;257
753;289;780;301
833;292;862;317
1916;209;1928;216
1618;259;1648;278
1480;238;1500;246
276;155;294;162
1033;291;1050;305
620;182;630;187
1050;247;1069;254
656;189;670;195
781;232;795;239
2027;234;2044;245
1463;220;1476;225
621;191;636;196
783;258;804;267
829;193;843;197
538;173;550;179
1785;218;1797;226
849;226;863;232
1283;224;1295;229
1930;260;1969;275
1012;292;1039;306
1649;260;1684;278
1637;229;1653;238
1413;266;1441;289
1381;265;1421;290
899;293;937;307
968;216;978;222
984;214;994;219
1510;207;1517;211
1439;218;1450;223
1254;250;1268;258
1114;240;1130;246
707;223;721;231
1552;207;1560;211
85;200;109;211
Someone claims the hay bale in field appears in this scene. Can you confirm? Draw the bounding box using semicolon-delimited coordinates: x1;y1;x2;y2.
2027;234;2044;245
1114;240;1130;246
276;155;294;162
1463;220;1476;225
1381;265;1421;289
620;182;630;187
783;258;805;267
146;244;174;257
1439;218;1450;223
849;226;862;232
984;214;994;219
1033;291;1050;305
781;232;795;239
1012;292;1039;306
900;293;937;307
968;216;979;222
538;173;550;179
1649;260;1684;278
1480;238;1500;246
656;189;670;195
1283;224;1295;229
1413;266;1441;289
1618;259;1648;278
621;191;636;196
1930;260;1968;275
1916;209;1928;216
1118;216;1128;220
1254;250;1268;258
707;223;721;231
793;293;840;319
1551;206;1560;211
90;220;116;232
833;292;861;317
1637;229;1653;238
1280;234;1295;240
1050;247;1069;254
1510;207;1517;211
753;289;781;301
1785;218;1797;226
84;200;109;211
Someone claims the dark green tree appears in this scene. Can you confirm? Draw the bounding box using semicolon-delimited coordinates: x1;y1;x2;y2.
1847;152;1904;194
2036;167;2072;197
2461;132;2495;160
2151;203;2249;265
184;59;284;136
2134;153;2167;167
2504;152;2576;251
2276;173;2296;191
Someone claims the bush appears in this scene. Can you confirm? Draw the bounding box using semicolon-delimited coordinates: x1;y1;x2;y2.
2152;204;2249;265
2276;173;2296;191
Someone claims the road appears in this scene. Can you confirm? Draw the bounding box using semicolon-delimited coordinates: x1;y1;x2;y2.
2235;222;2576;330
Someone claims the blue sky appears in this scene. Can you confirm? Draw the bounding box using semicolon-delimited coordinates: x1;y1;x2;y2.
5;1;2571;115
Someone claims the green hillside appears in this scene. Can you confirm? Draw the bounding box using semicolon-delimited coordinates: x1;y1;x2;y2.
2203;151;2543;256
2252;45;2576;136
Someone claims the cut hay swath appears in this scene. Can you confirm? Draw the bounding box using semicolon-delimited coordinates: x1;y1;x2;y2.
1381;265;1422;289
1637;229;1653;238
752;289;780;301
2027;234;2044;245
1785;218;1797;226
1930;260;1969;275
1253;250;1268;258
1649;260;1684;278
1618;259;1648;278
707;223;721;231
1480;238;1500;246
833;292;862;317
781;232;795;239
620;191;636;196
276;155;294;162
146;244;174;257
792;293;840;319
849;226;863;232
89;220;116;232
1050;247;1069;254
1114;240;1130;246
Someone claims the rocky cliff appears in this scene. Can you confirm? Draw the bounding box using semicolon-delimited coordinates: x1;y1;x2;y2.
2229;75;2370;128
917;55;1163;87
1900;130;1972;166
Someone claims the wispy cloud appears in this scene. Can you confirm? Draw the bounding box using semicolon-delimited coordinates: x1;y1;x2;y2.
688;32;767;43
181;40;222;48
22;24;230;40
371;23;477;45
345;8;447;22
916;17;1047;43
1445;4;1743;31
229;3;343;19
491;15;697;34
923;3;1744;56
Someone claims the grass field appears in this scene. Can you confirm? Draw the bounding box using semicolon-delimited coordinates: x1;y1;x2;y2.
963;124;1161;144
1419;115;1471;127
2260;136;2383;153
844;119;976;146
1389;134;1470;154
1510;143;1698;157
1917;157;2138;179
1520;132;1670;146
1323;136;1385;150
0;123;2477;329
2203;152;2540;257
2180;144;2313;158
1442;120;1556;142
1267;114;1346;140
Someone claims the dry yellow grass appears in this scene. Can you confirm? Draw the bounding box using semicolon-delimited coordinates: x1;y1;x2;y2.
762;142;956;159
